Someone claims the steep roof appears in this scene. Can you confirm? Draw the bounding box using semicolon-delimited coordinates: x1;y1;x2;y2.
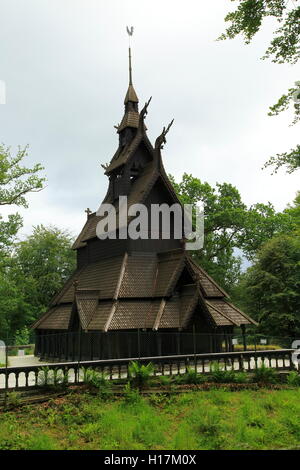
34;250;257;331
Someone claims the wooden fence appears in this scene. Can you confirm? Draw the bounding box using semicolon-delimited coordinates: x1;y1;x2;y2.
0;348;298;391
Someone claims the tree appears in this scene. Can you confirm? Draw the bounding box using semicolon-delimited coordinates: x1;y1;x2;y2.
170;173;290;291
235;231;300;337
0;226;76;340
219;0;300;173
0;144;45;267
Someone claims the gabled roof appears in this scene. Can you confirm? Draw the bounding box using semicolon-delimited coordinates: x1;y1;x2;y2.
187;256;228;298
72;161;158;250
154;250;185;297
206;299;258;327
106;129;154;174
76;289;99;330
52;255;125;304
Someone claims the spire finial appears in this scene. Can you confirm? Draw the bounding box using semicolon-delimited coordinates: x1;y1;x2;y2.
126;26;134;85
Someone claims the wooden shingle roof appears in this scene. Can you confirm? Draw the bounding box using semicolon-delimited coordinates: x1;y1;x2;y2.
34;249;257;331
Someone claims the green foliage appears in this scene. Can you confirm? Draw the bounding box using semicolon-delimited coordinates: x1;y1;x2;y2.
123;382;142;405
2;389;300;449
83;368;109;388
170;173;291;292
27;434;58;451
209;362;237;383
14;326;30;346
268;85;300;126
157;375;172;386
83;368;112;399
0;144;45;268
264;145;300;174
0;225;75;339
219;0;300;64
128;361;154;390
237;231;300;336
219;1;300;174
252;364;278;384
6;391;22;408
286;371;300;386
175;367;205;385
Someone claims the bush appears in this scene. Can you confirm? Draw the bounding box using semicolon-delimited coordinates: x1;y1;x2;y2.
128;361;154;390
286;371;300;386
252;364;278;384
174;367;204;385
14;327;30;346
233;372;249;384
123;382;142;405
6;391;22;408
82;368;112;399
209;362;237;383
83;368;109;388
157;375;172;387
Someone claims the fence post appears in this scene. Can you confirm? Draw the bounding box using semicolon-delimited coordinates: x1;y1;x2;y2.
289;350;296;370
137;329;140;360
239;353;244;371
4;342;8;408
76;328;82;383
241;325;247;351
193;325;197;372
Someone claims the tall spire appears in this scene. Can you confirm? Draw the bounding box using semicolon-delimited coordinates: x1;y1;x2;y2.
118;27;139;134
124;26;138;104
129;46;133;85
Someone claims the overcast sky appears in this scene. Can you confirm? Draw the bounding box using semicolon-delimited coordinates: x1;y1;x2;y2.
0;0;299;241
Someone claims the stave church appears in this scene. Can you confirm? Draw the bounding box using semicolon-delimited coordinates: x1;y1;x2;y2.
32;44;257;360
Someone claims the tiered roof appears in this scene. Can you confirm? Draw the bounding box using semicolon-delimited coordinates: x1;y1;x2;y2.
33;250;257;331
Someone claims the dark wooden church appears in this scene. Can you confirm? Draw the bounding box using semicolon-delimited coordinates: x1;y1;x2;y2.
33;47;257;360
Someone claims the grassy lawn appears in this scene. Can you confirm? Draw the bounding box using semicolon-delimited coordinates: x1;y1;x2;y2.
1;388;300;450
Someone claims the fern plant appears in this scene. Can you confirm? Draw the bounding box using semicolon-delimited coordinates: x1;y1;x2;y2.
252;364;278;384
209;362;237;383
128;361;154;390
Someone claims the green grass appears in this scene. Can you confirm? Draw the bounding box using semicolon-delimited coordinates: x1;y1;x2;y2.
1;388;300;450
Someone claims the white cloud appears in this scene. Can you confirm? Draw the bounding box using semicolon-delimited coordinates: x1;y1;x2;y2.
0;0;298;239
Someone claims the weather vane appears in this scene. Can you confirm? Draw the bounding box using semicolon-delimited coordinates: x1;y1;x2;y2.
126;26;134;85
126;26;134;46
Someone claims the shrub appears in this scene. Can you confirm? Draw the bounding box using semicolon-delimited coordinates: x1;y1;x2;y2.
83;368;109;388
252;364;278;384
157;375;172;387
128;361;154;390
286;371;300;386
209;362;236;383
6;391;22;408
233;372;249;384
14;327;30;346
174;367;205;385
123;382;142;405
83;368;112;399
148;393;170;407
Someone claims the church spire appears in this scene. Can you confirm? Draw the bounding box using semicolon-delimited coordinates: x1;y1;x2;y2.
118;27;139;134
124;46;139;104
